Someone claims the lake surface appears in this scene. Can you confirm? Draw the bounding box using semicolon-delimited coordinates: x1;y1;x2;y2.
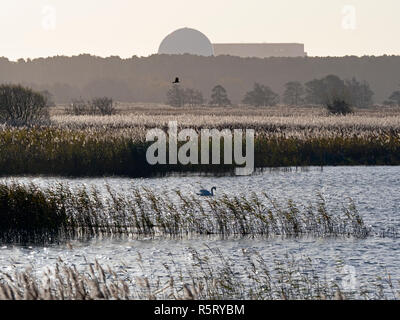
1;166;400;297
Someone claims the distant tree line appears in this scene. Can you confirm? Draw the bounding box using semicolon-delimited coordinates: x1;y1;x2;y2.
166;84;231;107
2;54;400;104
2;79;397;128
166;74;390;114
166;85;204;107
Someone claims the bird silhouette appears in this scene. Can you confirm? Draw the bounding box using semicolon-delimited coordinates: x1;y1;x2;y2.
197;187;216;196
172;77;180;84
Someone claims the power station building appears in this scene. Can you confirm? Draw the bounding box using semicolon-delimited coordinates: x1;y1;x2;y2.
158;28;306;58
212;43;306;58
158;28;214;56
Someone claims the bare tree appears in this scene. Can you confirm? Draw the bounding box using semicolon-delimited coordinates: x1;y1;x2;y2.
345;78;374;108
283;81;304;106
0;84;49;126
184;88;204;107
166;84;185;107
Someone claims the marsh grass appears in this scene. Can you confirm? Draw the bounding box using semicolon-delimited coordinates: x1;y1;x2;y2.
0;183;67;243
0;182;373;243
0;249;398;300
0;126;400;177
1;105;400;177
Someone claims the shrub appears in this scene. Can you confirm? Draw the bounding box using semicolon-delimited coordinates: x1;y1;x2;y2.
383;100;397;106
91;97;116;115
326;99;353;115
67;99;93;115
67;97;115;115
0;84;50;126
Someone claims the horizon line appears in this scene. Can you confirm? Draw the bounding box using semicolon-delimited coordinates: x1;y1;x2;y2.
2;53;400;62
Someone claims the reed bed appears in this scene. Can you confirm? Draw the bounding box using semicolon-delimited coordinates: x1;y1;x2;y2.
34;104;400;142
0;248;398;300
0;126;400;177
1;105;400;176
50;104;400;132
0;182;373;243
52;112;400;133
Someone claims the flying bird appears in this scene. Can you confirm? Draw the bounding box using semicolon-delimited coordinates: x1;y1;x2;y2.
172;77;180;84
197;187;216;197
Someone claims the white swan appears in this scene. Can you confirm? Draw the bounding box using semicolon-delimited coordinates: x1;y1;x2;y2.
197;186;216;196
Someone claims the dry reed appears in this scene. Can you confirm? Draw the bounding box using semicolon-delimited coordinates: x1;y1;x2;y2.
0;182;375;243
0;249;397;300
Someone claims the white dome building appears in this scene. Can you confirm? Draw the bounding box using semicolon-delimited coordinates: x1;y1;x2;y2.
158;28;214;56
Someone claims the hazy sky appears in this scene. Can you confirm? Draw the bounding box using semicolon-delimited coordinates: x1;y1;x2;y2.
0;0;399;60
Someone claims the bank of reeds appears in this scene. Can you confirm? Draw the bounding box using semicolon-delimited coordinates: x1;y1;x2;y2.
0;182;372;243
0;249;397;300
2;105;400;177
52;105;400;132
0;127;400;177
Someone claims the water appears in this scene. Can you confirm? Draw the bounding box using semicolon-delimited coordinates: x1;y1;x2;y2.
1;166;400;297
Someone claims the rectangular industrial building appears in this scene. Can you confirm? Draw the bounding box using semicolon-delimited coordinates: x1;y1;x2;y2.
213;43;306;58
